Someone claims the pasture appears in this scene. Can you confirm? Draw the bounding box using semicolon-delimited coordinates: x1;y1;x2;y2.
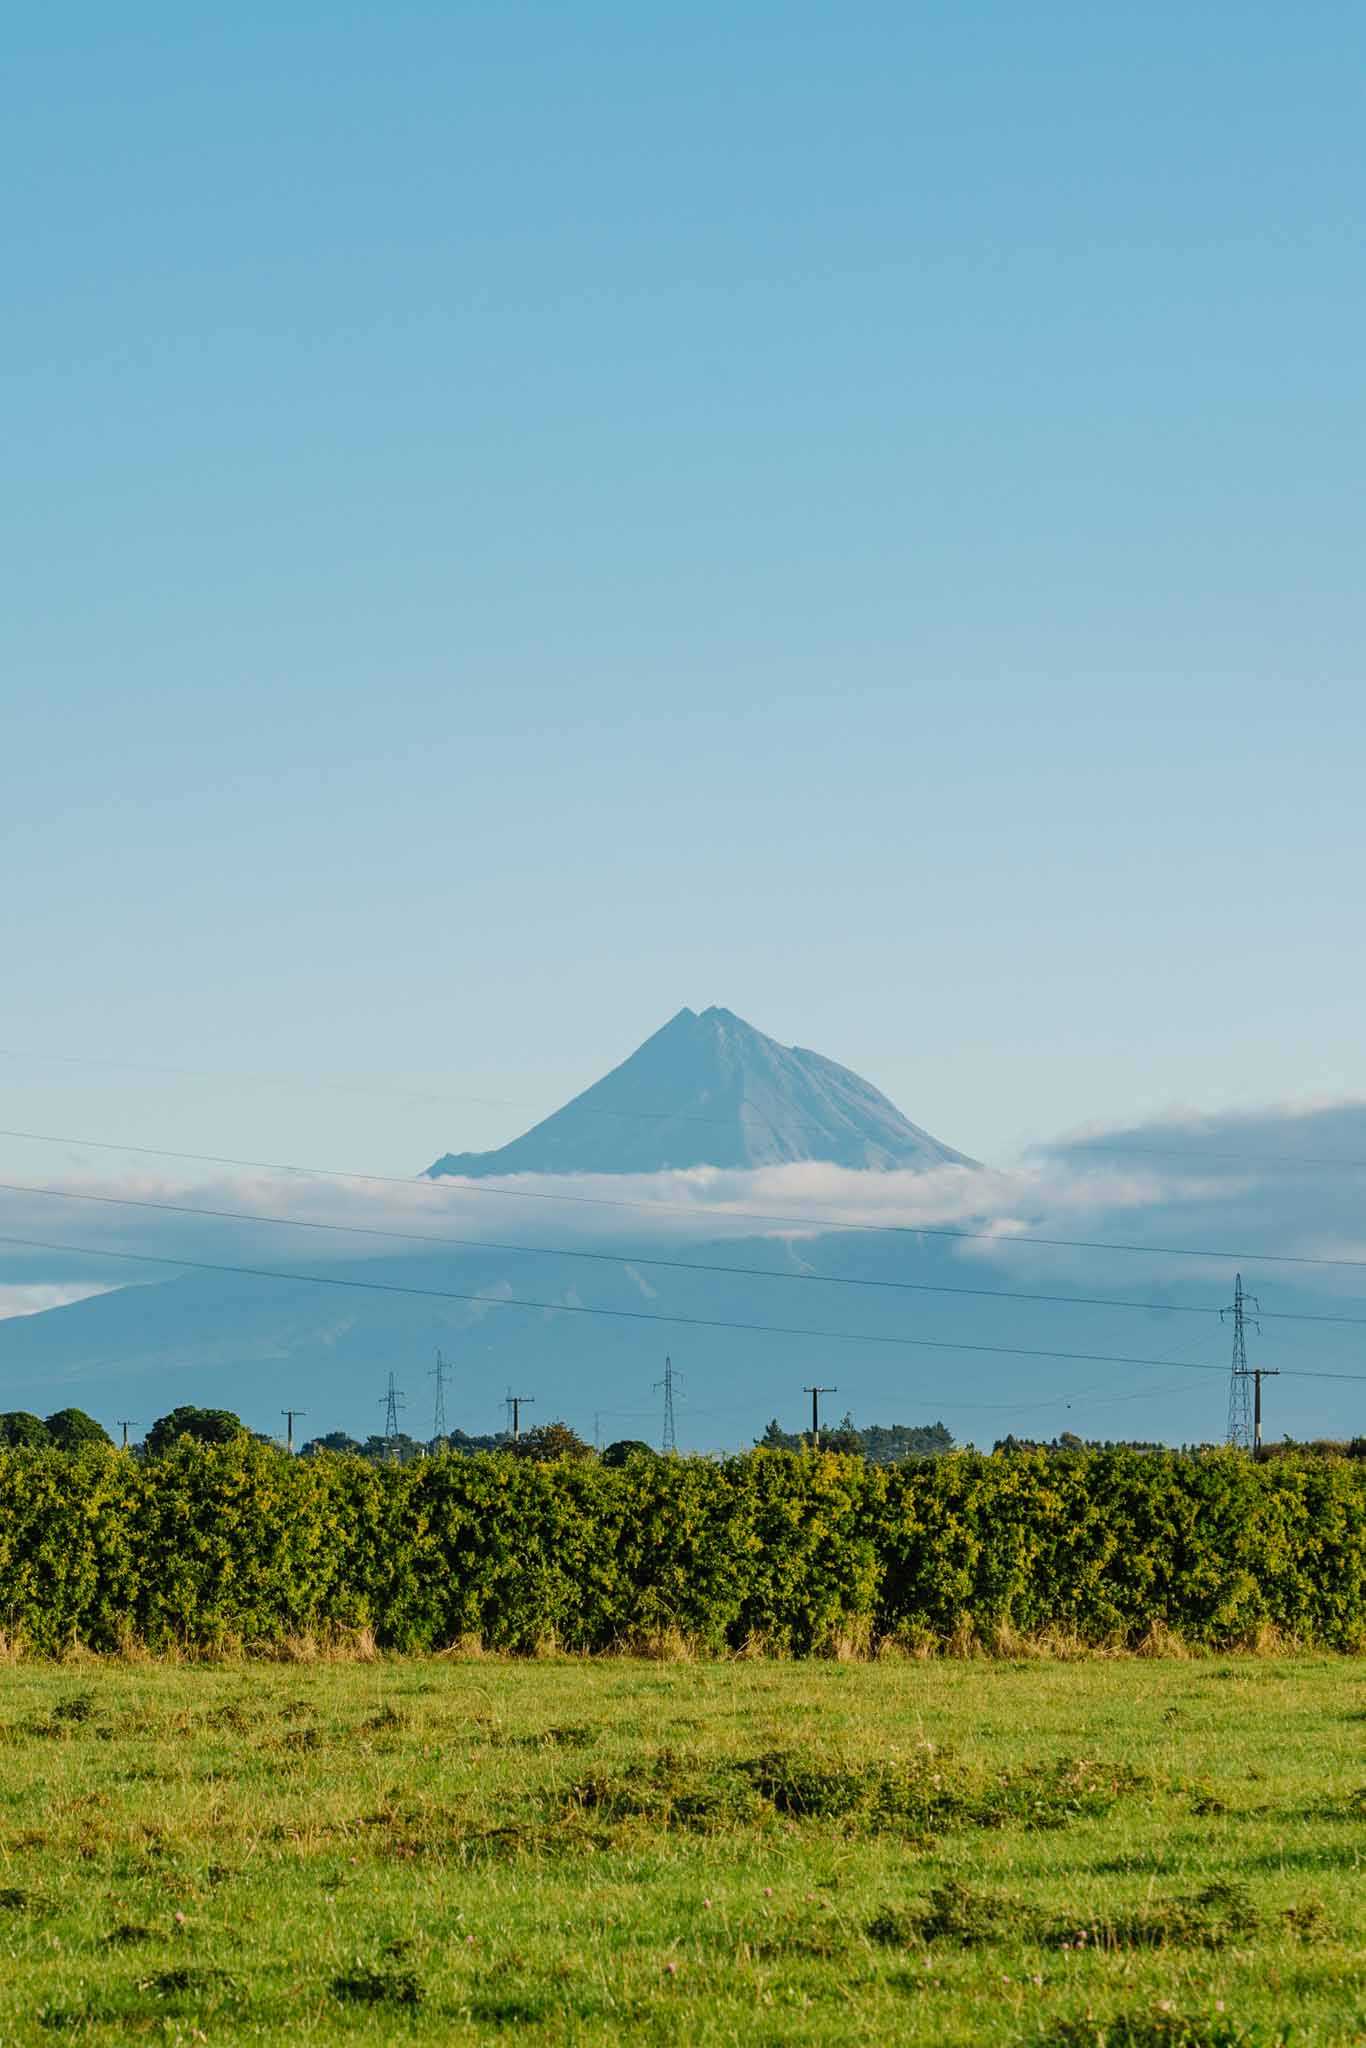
0;1655;1359;2045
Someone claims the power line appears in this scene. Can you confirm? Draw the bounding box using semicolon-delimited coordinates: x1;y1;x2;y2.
12;1174;1366;1330
3;1228;1364;1383
4;1123;1366;1274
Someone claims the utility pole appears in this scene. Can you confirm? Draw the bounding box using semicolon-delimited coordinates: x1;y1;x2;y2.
505;1391;534;1442
654;1355;680;1454
380;1373;405;1461
280;1409;306;1455
1221;1274;1260;1449
803;1385;837;1447
1251;1368;1280;1457
430;1350;450;1441
116;1420;134;1451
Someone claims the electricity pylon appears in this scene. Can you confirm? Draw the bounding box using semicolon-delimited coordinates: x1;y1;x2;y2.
1221;1274;1259;1449
654;1355;680;1453
430;1350;450;1440
380;1372;405;1460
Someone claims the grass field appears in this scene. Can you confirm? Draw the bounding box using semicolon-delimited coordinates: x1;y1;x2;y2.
0;1656;1360;2045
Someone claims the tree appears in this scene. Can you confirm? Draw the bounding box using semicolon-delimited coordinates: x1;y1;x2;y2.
144;1406;245;1456
508;1421;593;1463
44;1408;112;1450
360;1432;424;1465
755;1417;955;1461
858;1421;953;1464
300;1432;362;1457
0;1412;51;1448
992;1432;1164;1454
813;1411;864;1454
758;1418;801;1450
431;1429;507;1456
601;1439;654;1467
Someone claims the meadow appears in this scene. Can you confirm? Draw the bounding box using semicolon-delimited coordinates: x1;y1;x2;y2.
0;1654;1360;2045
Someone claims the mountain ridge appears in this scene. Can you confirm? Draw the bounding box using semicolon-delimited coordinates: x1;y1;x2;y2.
424;1005;976;1179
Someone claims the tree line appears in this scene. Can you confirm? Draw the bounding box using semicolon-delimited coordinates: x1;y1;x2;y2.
0;1436;1361;1655
0;1406;959;1465
5;1406;1359;1463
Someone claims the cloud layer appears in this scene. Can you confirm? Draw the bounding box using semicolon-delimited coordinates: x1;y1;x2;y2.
3;1095;1366;1303
0;1282;119;1323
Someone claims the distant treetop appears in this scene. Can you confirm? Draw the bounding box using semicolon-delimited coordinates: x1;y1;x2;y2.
508;1421;594;1463
757;1416;953;1462
601;1439;655;1467
0;1412;51;1449
45;1408;112;1450
144;1407;246;1456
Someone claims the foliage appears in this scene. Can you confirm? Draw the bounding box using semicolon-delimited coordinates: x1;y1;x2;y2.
508;1421;594;1463
857;1419;955;1462
303;1429;510;1462
434;1428;507;1455
358;1432;425;1465
0;1443;1361;1654
600;1439;655;1467
758;1415;954;1461
995;1432;1167;1453
301;1431;362;1456
143;1406;245;1455
43;1408;112;1450
0;1413;50;1449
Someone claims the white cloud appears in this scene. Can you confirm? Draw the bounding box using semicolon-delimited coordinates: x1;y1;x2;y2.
5;1096;1366;1306
0;1282;120;1322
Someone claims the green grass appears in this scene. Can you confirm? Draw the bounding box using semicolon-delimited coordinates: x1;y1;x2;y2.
0;1655;1360;2044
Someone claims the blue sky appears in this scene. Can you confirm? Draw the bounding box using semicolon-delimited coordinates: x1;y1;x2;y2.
5;1;1366;1187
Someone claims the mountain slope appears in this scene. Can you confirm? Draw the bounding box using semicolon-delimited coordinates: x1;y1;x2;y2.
1;1226;1336;1451
426;1006;975;1178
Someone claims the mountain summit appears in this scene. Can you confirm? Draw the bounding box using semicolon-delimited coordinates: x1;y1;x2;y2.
424;1006;975;1178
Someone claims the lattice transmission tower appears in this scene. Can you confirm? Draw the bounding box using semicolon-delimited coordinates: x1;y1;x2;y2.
430;1350;450;1440
1221;1273;1259;1449
654;1355;680;1454
380;1371;405;1459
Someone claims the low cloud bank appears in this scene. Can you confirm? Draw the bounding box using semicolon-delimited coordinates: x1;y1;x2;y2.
2;1097;1365;1303
0;1282;120;1322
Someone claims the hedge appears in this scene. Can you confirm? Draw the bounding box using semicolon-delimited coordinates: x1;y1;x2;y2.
0;1444;1362;1655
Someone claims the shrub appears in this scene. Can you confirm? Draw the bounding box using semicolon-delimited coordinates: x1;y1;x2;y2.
0;1443;1359;1654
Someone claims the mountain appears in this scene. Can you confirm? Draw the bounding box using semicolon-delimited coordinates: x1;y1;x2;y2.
4;1221;1347;1453
0;1007;996;1443
425;1006;975;1178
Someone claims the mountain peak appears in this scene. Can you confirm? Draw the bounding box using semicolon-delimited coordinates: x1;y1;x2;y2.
424;1007;975;1180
